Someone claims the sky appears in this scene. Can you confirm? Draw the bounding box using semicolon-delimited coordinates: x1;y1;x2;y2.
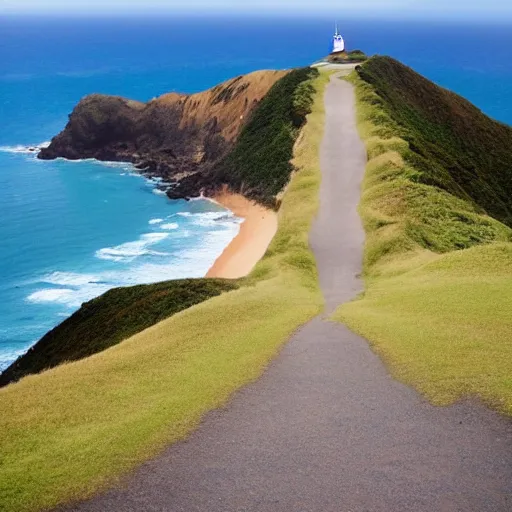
0;0;511;20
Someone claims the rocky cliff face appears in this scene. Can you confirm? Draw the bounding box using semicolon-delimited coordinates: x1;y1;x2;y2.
39;70;287;199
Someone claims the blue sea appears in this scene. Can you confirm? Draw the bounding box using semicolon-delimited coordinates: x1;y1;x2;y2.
0;16;511;370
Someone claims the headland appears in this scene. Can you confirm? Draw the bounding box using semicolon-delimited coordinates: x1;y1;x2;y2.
38;70;289;205
0;66;320;388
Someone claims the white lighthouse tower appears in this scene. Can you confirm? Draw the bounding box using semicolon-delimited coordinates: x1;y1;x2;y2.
332;22;345;53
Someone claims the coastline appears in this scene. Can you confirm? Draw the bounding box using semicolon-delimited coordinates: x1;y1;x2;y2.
206;191;278;279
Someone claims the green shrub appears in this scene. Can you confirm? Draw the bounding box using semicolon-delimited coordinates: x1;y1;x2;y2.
0;279;238;387
213;68;319;207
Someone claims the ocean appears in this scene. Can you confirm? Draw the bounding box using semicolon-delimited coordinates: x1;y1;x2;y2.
0;16;511;370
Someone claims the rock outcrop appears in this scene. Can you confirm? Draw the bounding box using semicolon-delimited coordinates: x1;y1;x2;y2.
39;70;288;199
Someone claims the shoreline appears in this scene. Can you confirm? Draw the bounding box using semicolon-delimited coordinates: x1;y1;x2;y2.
205;191;278;279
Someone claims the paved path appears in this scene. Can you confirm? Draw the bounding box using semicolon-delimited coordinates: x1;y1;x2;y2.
65;77;512;512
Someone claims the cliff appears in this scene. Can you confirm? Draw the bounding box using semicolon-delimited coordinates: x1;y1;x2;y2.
39;70;287;201
40;68;319;206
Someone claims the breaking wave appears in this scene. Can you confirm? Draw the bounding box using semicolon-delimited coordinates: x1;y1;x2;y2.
95;233;170;262
27;288;75;304
25;216;240;310
161;222;179;230
0;141;50;154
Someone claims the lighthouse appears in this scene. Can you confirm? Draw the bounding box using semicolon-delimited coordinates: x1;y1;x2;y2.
332;22;345;53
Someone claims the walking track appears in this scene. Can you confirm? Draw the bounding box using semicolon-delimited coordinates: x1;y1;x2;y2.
64;76;512;512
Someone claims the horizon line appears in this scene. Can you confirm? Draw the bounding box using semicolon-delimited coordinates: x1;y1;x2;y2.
2;10;511;23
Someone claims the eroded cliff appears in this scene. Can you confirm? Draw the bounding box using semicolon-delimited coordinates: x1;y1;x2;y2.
39;70;288;200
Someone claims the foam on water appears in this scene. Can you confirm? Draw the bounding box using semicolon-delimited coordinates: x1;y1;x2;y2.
185;211;244;228
161;222;179;230
18;180;242;317
95;232;170;262
41;271;102;287
27;288;75;304
0;346;30;370
0;141;50;154
25;219;240;310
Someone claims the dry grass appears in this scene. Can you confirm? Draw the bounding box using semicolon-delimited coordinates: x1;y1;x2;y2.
157;69;287;142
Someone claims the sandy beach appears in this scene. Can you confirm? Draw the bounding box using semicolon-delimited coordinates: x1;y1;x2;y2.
206;191;278;279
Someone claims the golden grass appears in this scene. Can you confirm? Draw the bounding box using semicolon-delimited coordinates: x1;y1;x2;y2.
338;244;512;415
0;73;330;512
334;72;512;416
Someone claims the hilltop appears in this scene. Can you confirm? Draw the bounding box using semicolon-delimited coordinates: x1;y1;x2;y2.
327;49;368;64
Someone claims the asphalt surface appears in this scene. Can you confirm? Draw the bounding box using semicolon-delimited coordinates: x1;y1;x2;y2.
63;76;512;512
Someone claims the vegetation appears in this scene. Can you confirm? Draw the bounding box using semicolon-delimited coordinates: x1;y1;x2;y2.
335;57;512;415
214;67;319;207
327;49;368;64
0;279;239;387
357;57;512;227
0;71;328;512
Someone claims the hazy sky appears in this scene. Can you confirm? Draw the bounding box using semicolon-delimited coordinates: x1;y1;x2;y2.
1;0;511;20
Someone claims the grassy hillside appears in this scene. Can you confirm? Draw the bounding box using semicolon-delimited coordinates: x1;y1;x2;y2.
0;71;328;512
335;57;512;415
327;49;368;64
213;67;317;207
356;56;512;227
0;279;238;387
0;68;318;389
